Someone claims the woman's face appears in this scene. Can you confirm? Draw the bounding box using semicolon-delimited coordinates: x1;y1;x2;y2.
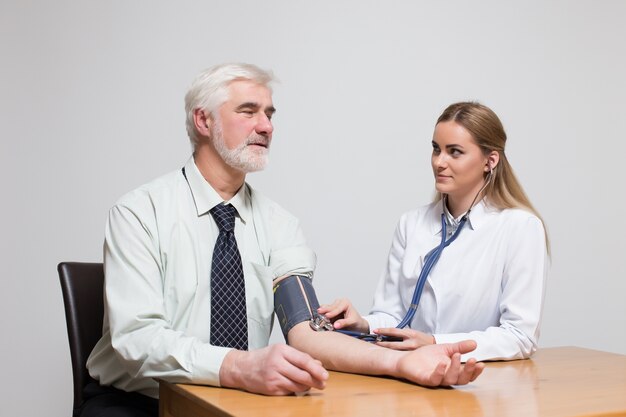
431;121;489;202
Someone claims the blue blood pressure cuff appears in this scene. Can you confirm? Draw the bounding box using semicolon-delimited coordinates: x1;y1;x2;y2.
273;275;333;338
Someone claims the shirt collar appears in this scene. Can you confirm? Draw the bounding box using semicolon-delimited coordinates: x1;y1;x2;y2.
183;156;251;223
442;199;463;228
431;197;494;236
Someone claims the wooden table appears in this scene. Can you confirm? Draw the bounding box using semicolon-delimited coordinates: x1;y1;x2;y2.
159;347;626;417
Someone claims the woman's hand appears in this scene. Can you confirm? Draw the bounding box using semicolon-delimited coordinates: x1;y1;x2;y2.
317;298;370;333
374;327;435;350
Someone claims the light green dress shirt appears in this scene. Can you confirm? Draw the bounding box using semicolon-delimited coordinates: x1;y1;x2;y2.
86;157;316;398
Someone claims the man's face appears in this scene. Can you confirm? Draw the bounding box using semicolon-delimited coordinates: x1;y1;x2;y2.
211;80;275;173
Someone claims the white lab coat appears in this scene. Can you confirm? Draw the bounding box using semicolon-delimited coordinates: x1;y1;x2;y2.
365;199;548;361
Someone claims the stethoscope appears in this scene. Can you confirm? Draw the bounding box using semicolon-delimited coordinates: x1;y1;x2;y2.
333;213;467;342
333;167;493;342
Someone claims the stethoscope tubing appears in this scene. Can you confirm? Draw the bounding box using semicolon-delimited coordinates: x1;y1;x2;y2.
392;170;492;330
334;213;468;342
337;169;492;341
396;213;467;329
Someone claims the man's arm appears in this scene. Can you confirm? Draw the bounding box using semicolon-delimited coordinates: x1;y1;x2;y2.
272;274;482;387
219;344;328;395
286;323;484;387
102;203;233;385
103;200;329;396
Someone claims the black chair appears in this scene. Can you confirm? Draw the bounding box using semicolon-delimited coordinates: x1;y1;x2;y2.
58;262;105;417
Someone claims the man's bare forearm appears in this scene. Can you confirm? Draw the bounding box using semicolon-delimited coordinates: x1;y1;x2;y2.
286;322;485;387
287;322;401;376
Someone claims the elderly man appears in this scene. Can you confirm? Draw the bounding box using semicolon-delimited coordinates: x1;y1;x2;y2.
82;63;483;417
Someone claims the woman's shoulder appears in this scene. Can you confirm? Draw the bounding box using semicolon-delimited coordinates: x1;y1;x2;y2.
493;206;545;233
396;201;440;231
401;201;439;220
497;206;541;221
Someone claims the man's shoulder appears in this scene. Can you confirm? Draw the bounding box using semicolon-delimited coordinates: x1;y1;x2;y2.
114;168;185;209
245;184;300;223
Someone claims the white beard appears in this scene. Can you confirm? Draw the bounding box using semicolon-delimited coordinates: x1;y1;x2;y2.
211;123;270;173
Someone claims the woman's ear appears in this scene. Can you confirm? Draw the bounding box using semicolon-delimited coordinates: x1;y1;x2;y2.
485;151;500;172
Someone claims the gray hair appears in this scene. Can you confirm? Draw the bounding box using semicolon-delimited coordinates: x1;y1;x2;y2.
184;63;274;147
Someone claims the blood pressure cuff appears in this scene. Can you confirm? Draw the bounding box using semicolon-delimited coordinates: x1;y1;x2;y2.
273;275;320;338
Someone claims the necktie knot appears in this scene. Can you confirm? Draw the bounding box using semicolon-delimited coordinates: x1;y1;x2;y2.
210;204;237;233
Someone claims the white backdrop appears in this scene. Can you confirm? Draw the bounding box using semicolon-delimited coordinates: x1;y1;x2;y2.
1;1;625;416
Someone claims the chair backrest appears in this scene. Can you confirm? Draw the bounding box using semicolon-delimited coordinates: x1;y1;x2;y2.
58;262;104;414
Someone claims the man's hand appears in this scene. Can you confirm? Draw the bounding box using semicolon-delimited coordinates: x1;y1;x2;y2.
390;340;485;387
374;328;435;350
287;322;483;388
219;344;329;395
317;298;369;333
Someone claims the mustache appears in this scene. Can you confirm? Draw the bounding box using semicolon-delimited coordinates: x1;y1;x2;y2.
245;135;271;148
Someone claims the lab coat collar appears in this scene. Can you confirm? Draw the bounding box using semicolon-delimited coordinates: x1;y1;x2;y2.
183;156;251;223
430;198;496;236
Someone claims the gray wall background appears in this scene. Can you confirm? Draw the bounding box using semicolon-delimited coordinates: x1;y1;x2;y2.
2;1;625;416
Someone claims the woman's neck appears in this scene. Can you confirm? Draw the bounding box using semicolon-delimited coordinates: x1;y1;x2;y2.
445;190;484;218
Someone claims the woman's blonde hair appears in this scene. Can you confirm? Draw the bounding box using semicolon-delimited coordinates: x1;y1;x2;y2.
435;101;549;252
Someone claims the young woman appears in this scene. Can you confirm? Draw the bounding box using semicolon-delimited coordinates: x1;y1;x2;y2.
319;102;549;361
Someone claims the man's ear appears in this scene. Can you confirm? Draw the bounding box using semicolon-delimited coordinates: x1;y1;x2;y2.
485;151;500;172
193;108;212;137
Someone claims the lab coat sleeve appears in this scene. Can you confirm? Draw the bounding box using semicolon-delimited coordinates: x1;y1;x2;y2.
364;213;412;331
101;203;230;386
434;215;548;361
